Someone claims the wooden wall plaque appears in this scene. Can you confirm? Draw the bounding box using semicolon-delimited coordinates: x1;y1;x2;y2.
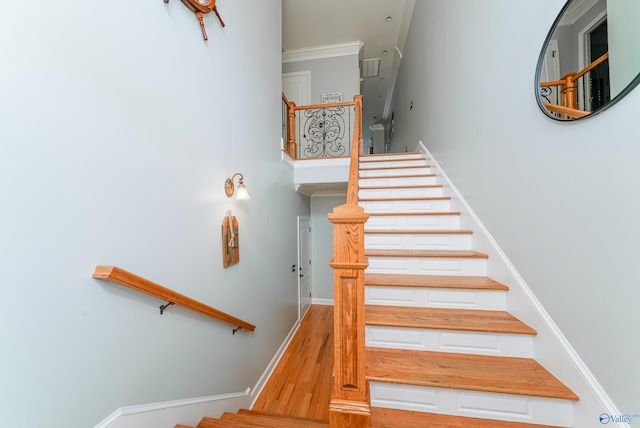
222;211;239;268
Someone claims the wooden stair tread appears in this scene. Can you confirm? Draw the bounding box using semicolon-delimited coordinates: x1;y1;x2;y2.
237;409;328;424
359;184;443;189
198;410;329;428
359;173;436;179
359;196;450;202
366;347;579;400
366;305;537;335
362;152;422;156
220;410;328;427
365;249;488;258
371;407;568;427
365;229;473;235
366;211;460;216
360;156;425;163
360;165;430;171
365;273;509;290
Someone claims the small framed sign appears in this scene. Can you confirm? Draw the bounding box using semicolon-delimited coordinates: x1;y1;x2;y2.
321;92;343;104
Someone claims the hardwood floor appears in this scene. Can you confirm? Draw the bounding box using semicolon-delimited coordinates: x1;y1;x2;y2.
252;304;334;421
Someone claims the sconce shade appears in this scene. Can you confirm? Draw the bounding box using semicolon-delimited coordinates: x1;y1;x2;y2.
225;173;250;200
235;183;250;200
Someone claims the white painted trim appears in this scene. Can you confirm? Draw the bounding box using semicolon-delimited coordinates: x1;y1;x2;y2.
577;10;607;111
415;141;628;428
282;41;364;63
559;0;599;26
311;298;334;305
94;389;250;428
95;318;303;428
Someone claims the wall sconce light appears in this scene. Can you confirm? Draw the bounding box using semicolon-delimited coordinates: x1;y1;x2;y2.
225;173;250;200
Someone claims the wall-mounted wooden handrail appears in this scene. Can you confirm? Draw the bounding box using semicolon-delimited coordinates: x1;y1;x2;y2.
92;265;256;333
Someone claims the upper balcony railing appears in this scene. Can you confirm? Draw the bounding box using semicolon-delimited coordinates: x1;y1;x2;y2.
539;52;609;119
282;94;361;160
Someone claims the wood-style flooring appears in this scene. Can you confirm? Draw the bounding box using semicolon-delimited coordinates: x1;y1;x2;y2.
252;304;334;420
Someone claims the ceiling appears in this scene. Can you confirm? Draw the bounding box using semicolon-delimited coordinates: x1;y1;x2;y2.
282;0;415;142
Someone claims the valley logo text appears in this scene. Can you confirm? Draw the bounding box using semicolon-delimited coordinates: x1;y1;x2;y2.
599;413;640;424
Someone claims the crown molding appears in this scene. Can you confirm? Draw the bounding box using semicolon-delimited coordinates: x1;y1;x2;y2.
283;41;364;63
558;0;599;26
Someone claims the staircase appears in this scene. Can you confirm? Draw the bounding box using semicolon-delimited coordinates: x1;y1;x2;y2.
175;409;329;427
359;152;579;427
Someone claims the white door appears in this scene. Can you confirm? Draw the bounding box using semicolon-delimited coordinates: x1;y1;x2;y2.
282;71;310;106
297;216;312;320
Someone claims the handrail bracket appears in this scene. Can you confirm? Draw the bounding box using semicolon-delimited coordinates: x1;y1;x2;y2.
159;301;175;315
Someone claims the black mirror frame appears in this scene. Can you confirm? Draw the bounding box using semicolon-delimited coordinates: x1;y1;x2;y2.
535;0;640;122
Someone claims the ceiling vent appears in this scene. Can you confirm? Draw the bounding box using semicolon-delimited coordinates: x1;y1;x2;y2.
361;58;380;78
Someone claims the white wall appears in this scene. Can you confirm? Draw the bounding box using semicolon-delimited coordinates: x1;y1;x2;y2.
391;0;640;421
282;55;360;105
310;195;346;301
0;1;309;427
607;0;640;96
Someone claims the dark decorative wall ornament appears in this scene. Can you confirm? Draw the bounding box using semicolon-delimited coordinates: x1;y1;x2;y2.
164;0;225;40
302;107;347;158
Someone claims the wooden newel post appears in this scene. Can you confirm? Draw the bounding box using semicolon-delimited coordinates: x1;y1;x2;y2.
287;101;297;158
560;73;577;119
328;203;371;428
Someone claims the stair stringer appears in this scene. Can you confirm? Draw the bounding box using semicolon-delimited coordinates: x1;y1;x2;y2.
415;141;627;428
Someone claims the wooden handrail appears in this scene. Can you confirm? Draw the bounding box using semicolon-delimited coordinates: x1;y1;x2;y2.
328;94;370;428
574;52;608;80
92;265;256;332
539;52;609;115
544;102;590;119
346;95;363;205
293;100;356;111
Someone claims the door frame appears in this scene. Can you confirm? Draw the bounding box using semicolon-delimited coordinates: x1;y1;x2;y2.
297;216;312;321
578;10;607;111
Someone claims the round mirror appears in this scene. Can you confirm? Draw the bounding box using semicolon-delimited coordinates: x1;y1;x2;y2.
536;0;640;120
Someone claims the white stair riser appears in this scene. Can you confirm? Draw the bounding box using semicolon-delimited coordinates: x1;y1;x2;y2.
359;167;431;177
365;215;460;231
360;199;450;213
365;286;505;310
365;233;471;251
359;176;437;187
360;154;424;162
359;187;443;199
369;383;574;427
366;326;533;358
366;256;487;276
360;160;427;169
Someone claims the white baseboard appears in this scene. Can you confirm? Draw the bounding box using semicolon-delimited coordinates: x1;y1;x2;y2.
94;389;250;428
312;298;334;305
95;318;303;428
415;141;628;428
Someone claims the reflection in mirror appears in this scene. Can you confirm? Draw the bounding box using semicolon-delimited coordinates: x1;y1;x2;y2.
536;0;640;120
